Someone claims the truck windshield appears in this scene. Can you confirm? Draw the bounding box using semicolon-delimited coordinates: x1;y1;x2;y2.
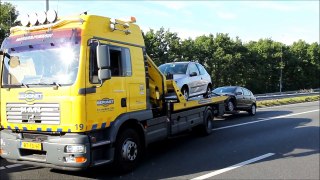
1;42;80;87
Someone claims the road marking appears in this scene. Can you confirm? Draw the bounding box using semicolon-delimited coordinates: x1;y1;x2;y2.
0;164;23;170
191;153;275;180
213;109;319;131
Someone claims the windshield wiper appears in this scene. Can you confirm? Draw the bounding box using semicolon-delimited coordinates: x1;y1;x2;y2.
52;82;61;87
2;83;29;88
22;83;29;88
23;82;62;88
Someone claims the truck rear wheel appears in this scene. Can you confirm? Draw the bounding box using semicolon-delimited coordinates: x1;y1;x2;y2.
114;129;141;173
199;110;213;135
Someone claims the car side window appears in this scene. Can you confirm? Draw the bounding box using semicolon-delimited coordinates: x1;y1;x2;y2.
89;43;132;84
188;63;200;76
196;63;206;75
243;88;250;96
236;88;243;95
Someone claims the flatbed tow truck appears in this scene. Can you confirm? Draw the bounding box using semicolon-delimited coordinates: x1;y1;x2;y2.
0;11;227;172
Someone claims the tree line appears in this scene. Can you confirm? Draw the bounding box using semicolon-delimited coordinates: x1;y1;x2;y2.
143;28;319;94
1;2;319;94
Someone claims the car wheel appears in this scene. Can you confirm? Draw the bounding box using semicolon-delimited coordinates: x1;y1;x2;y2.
181;86;189;100
203;85;212;98
114;129;142;173
227;100;235;111
248;104;256;116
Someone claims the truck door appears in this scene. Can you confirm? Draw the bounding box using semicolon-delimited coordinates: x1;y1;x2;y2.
85;43;128;130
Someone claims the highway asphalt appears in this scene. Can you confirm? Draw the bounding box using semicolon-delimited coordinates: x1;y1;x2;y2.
1;101;319;179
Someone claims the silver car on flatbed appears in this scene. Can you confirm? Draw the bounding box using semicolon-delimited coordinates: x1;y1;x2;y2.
159;61;212;99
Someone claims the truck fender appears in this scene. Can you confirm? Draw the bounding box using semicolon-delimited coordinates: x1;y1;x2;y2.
108;110;153;146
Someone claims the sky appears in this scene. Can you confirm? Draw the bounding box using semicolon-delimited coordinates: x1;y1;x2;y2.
4;0;320;45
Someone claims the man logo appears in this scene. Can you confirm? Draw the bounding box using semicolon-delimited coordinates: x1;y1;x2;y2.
19;91;43;102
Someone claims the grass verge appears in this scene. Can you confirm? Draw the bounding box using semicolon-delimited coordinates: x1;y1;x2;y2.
257;95;320;108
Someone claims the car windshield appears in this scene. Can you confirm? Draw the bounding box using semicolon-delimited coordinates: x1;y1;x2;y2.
159;63;188;74
1;30;81;87
213;87;236;93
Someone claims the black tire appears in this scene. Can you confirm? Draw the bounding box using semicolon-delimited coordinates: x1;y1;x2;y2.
203;85;212;98
248;104;256;116
227;100;235;111
181;86;189;100
113;129;141;173
199;110;213;136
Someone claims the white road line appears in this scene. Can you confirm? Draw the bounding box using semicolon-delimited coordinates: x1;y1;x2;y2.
213;109;319;131
0;164;23;170
191;153;275;180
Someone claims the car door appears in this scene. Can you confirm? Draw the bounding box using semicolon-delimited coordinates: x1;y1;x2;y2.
187;63;201;94
243;88;253;108
235;87;246;108
196;63;210;93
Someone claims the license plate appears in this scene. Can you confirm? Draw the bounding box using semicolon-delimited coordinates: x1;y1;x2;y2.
21;142;42;151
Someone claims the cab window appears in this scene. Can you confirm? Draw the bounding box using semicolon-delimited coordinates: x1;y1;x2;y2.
89;43;132;84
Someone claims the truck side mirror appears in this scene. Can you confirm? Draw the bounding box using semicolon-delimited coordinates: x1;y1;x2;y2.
236;92;242;95
96;45;110;69
96;45;111;84
98;69;111;81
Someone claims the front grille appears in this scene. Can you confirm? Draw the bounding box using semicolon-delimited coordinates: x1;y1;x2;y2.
6;103;60;125
23;133;49;141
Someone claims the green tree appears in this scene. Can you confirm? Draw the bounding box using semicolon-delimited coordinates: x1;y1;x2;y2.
288;40;320;90
0;2;19;44
143;27;319;94
143;27;181;65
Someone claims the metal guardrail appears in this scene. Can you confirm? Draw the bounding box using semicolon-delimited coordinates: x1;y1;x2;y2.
255;88;320;101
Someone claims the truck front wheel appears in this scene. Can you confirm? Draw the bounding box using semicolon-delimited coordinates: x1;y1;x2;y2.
114;129;141;173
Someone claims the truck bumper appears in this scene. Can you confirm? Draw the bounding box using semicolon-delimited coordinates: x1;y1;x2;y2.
0;129;93;171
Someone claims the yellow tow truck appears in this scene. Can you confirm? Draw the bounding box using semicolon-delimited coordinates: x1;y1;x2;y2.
0;11;227;172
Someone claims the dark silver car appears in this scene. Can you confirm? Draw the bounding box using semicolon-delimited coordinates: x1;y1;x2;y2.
159;62;212;99
213;86;257;115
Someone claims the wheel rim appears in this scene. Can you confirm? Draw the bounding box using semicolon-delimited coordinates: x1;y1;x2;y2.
252;105;256;114
206;87;212;97
122;139;138;161
207;118;212;129
183;89;188;99
228;101;234;111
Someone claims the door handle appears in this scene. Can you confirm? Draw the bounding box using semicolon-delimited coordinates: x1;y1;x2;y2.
121;98;127;107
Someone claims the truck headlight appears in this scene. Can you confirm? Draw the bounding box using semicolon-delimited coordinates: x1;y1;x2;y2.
65;145;85;153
